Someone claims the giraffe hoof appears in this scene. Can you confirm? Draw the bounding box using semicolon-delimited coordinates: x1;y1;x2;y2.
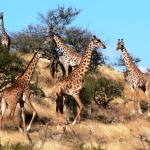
72;120;76;126
27;125;31;131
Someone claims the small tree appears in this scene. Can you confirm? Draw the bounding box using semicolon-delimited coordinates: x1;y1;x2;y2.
11;25;45;53
10;5;107;75
80;76;124;108
0;47;24;89
65;75;124;120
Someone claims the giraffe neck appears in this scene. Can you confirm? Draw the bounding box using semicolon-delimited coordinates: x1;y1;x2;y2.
72;40;94;78
0;18;6;35
17;52;39;87
122;48;137;71
53;34;71;53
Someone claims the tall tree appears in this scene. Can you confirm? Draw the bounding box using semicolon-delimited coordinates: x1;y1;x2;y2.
0;41;24;89
10;5;106;77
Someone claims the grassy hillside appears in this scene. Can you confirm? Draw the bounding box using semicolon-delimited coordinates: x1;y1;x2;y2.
0;53;150;150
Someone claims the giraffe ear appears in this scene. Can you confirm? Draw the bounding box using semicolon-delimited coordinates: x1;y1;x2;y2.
93;35;96;39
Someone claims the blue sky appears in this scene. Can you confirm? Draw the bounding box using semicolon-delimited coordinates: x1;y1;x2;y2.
0;0;150;72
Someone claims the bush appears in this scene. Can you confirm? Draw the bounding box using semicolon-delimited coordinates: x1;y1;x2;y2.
0;142;32;150
80;75;124;108
0;47;24;89
64;74;124;120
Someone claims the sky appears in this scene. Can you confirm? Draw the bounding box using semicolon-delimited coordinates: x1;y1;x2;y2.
0;0;150;72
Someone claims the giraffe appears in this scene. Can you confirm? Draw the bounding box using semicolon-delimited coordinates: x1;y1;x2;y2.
44;29;82;76
50;36;106;125
116;39;150;116
0;48;44;132
0;12;10;50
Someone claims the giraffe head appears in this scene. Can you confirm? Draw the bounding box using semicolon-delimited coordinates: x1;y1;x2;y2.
116;39;124;50
44;36;51;45
92;36;106;49
35;48;45;58
0;12;3;20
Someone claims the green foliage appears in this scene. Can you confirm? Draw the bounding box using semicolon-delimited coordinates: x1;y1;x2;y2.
114;53;141;72
10;5;106;71
0;47;24;88
65;74;124;118
80;75;124;107
11;25;45;53
38;5;81;30
73;142;105;150
65;27;92;54
65;27;106;70
30;83;46;98
0;142;32;150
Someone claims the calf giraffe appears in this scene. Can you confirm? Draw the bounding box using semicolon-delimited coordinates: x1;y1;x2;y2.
0;12;10;50
44;29;82;76
50;36;106;125
0;48;44;132
116;39;150;116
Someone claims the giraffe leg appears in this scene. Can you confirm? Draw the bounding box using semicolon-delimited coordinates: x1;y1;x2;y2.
0;98;7;130
56;94;64;114
26;99;37;131
136;89;142;115
145;83;150;116
9;107;23;132
148;96;150;117
72;94;84;125
130;86;136;114
20;101;26;132
132;89;137;114
55;94;65;131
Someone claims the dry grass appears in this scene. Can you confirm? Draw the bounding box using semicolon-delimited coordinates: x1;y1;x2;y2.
0;55;150;150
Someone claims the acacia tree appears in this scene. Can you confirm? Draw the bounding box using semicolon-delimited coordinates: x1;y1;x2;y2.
10;5;106;77
11;25;45;53
0;40;24;89
39;6;106;73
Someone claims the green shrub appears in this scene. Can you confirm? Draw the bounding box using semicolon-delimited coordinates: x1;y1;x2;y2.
0;47;24;89
0;142;32;150
73;142;105;150
80;75;124;107
65;75;124;120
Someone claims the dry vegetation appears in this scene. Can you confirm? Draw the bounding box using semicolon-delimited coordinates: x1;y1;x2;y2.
0;54;150;150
